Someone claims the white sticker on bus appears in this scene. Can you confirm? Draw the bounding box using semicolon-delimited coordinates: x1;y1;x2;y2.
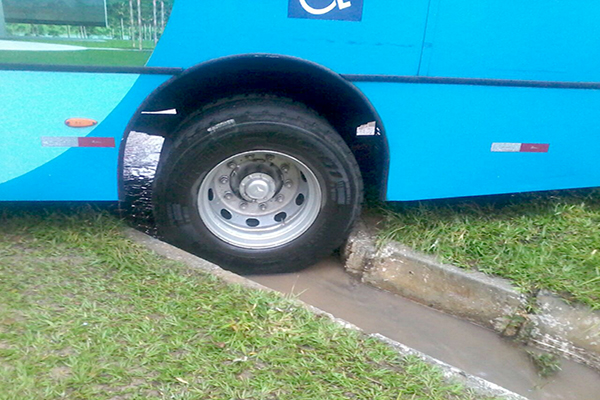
299;0;352;16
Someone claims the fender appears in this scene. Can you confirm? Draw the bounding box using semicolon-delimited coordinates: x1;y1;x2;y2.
118;53;390;202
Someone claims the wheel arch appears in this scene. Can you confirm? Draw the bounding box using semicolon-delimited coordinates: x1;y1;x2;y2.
121;54;390;201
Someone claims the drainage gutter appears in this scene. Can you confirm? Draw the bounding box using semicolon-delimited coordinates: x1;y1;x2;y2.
342;220;600;372
126;228;527;400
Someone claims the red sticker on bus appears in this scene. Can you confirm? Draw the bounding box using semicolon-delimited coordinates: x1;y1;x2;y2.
520;143;549;153
78;137;115;148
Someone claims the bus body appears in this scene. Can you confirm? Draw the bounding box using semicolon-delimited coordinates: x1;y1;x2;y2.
2;1;599;272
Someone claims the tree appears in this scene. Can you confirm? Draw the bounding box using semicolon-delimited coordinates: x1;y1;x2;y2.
3;0;174;46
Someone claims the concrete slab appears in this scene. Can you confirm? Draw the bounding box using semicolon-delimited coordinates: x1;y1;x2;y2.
526;291;600;371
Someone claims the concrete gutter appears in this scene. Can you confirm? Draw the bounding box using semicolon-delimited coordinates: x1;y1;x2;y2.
126;228;527;400
342;220;600;372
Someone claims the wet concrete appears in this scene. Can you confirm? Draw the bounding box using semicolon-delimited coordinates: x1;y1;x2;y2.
123;131;600;400
250;259;600;400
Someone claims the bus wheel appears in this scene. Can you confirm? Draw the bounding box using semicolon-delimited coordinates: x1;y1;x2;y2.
153;96;362;274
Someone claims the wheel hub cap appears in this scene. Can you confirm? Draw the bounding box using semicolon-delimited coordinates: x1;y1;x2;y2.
198;150;322;249
240;173;276;201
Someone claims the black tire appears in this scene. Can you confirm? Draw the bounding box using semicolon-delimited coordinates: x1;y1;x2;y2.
153;96;362;274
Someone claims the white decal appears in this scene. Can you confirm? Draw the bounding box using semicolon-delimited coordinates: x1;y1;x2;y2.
41;137;79;147
299;0;352;16
208;119;236;133
141;109;177;115
491;142;521;152
356;121;377;136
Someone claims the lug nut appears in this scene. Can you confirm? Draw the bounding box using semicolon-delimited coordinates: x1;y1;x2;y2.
227;162;237;169
259;203;267;211
239;202;248;210
284;180;293;188
276;194;285;203
219;176;229;184
224;192;233;200
281;164;290;173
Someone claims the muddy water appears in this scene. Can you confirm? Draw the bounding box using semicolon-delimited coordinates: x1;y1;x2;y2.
123;132;600;400
250;259;600;400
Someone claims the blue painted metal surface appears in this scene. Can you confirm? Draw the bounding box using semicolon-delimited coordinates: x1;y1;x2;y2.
2;0;600;202
148;0;430;75
358;82;600;200
0;73;169;201
0;72;138;187
420;0;600;83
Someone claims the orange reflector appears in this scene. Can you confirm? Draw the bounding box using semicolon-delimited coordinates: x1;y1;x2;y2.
65;118;98;128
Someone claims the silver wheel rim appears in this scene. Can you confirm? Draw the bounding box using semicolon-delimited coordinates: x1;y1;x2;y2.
198;150;322;249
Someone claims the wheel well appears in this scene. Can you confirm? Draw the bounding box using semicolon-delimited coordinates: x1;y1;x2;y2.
129;54;389;200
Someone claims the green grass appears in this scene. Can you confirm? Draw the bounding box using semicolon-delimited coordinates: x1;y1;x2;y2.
0;49;151;66
0;209;488;400
0;36;154;66
526;351;561;378
378;190;600;309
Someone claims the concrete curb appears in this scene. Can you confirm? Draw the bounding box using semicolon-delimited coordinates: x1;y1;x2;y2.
342;220;600;372
125;228;527;400
527;291;600;370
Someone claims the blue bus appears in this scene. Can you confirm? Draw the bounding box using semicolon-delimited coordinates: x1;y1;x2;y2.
2;0;600;273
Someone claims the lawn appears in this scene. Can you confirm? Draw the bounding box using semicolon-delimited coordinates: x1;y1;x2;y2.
379;189;600;309
0;36;153;66
0;208;489;400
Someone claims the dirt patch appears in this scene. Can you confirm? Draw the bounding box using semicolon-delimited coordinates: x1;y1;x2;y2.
49;366;71;380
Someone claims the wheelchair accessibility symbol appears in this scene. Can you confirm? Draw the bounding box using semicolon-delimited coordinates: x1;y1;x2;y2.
299;0;352;15
288;0;364;21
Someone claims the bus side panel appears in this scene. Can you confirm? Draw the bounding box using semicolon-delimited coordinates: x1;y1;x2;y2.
355;82;600;201
0;74;170;201
149;0;430;76
421;0;600;82
0;71;137;186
